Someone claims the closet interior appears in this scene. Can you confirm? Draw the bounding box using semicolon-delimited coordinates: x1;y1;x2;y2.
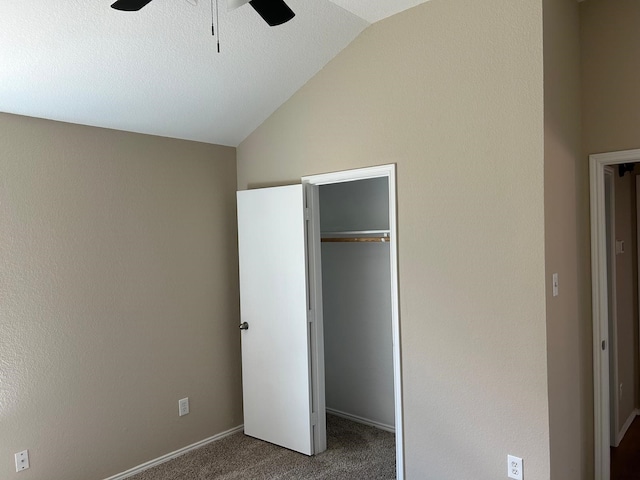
318;176;396;439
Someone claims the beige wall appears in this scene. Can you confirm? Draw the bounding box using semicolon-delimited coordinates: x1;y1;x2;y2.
581;0;640;444
0;113;242;480
238;0;551;478
613;170;638;429
581;0;640;155
543;0;590;479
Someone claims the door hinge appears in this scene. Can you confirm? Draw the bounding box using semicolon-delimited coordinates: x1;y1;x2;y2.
307;311;314;323
311;412;318;426
304;208;311;220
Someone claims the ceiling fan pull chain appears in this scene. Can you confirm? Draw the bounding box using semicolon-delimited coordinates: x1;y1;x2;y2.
216;0;220;53
210;0;220;53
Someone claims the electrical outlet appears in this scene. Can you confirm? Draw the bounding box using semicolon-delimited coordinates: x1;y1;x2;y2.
15;450;29;472
508;455;523;480
179;397;189;416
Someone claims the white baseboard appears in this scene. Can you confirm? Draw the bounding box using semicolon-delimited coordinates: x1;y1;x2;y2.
103;424;244;480
616;409;639;446
326;408;395;433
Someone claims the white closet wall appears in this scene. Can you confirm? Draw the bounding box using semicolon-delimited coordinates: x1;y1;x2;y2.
320;178;395;429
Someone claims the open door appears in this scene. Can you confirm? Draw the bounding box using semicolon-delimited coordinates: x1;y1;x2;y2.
236;184;314;455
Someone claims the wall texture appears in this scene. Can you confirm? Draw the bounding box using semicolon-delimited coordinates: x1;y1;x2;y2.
238;0;550;478
542;0;589;479
581;0;640;155
0;113;242;480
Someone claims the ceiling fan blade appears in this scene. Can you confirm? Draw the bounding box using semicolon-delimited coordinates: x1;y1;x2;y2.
249;0;295;26
111;0;154;11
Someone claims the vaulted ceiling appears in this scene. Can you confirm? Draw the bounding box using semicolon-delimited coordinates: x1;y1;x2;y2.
0;0;429;146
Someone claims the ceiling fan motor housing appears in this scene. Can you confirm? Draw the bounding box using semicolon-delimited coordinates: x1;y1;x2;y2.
110;0;295;27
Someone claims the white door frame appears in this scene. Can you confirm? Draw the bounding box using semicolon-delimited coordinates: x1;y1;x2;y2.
637;176;640;428
603;166;619;447
302;164;404;480
590;149;640;480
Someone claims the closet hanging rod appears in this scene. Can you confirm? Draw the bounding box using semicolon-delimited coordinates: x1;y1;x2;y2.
321;236;390;243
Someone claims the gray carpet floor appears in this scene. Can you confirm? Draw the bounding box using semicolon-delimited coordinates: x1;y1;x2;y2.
128;414;396;480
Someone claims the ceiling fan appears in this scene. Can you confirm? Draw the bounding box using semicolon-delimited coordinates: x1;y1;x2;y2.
110;0;295;27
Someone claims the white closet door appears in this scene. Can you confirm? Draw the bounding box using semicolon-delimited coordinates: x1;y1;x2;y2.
237;185;313;455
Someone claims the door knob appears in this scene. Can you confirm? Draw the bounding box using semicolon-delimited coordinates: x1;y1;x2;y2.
239;322;249;330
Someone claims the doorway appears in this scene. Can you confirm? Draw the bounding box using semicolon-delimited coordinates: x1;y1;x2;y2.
236;164;404;479
303;164;404;479
590;150;640;480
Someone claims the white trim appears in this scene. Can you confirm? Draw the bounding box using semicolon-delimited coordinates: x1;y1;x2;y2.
616;409;639;446
590;148;640;480
326;407;395;433
604;167;619;448
302;164;405;480
302;164;397;185
637;176;640;428
305;184;327;454
103;425;244;480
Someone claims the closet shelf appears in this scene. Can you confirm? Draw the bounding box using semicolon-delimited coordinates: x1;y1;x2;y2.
320;230;390;243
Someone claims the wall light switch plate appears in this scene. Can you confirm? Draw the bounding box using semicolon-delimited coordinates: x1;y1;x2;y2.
508;455;523;480
15;450;29;472
179;397;189;416
552;273;559;297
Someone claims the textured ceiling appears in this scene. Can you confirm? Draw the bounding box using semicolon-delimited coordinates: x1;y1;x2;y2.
329;0;431;23
0;0;429;146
